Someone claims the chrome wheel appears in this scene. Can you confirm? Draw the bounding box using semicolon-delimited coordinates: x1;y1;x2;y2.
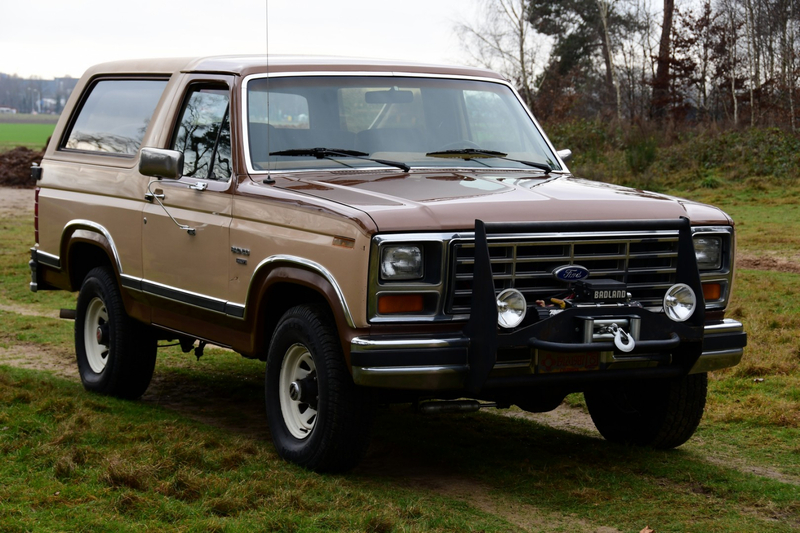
83;296;110;373
279;343;318;439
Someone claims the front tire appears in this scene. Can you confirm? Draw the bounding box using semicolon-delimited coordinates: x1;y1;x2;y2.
75;267;156;399
265;305;373;472
584;373;707;449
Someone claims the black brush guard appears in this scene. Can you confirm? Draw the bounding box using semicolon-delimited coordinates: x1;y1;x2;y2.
462;218;706;393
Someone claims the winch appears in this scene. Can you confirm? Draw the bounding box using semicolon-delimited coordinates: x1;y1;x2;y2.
574;279;630;303
578;316;640;352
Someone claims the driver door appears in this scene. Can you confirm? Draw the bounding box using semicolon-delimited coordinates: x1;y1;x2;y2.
141;79;234;326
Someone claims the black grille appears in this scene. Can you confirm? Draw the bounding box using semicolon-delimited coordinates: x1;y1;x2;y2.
448;234;679;314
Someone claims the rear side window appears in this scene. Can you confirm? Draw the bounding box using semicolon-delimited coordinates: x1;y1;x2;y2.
63;79;168;155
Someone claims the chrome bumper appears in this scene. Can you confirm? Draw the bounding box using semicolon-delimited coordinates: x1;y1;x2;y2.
350;319;746;389
688;319;746;374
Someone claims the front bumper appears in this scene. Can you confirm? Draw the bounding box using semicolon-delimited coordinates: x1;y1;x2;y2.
350;318;746;390
352;218;746;391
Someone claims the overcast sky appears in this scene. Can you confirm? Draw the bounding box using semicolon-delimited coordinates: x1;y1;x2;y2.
0;0;478;79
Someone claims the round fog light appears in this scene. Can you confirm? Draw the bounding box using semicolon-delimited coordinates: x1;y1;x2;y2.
497;289;527;328
663;283;696;322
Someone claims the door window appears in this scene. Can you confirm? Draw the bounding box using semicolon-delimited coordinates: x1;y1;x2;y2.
173;86;231;181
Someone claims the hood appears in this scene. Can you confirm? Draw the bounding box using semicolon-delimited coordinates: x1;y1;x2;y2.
273;170;732;232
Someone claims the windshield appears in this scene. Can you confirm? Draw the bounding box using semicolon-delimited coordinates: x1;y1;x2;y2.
246;76;559;172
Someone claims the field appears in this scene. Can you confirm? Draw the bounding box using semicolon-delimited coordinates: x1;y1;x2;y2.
1;184;798;532
0;114;58;151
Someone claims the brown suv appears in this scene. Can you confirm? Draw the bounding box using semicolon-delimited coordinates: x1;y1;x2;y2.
30;56;746;472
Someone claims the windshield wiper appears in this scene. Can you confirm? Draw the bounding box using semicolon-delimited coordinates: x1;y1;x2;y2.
425;148;552;174
270;147;410;172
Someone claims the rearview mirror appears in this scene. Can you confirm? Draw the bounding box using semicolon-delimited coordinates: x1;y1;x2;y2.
365;88;414;104
557;149;573;163
139;147;184;180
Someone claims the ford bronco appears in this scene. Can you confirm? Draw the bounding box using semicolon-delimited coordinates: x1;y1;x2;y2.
30;56;747;471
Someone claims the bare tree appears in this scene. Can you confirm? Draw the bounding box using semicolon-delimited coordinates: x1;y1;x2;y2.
597;0;624;120
456;0;545;107
743;0;757;125
791;0;798;131
651;0;675;120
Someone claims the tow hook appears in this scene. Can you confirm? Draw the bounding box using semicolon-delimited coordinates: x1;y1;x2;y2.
418;400;498;414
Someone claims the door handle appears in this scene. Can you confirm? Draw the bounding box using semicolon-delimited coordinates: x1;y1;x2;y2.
144;180;196;236
145;189;165;202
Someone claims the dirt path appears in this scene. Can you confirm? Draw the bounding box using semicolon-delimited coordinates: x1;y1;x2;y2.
0;187;34;215
737;251;800;275
0;339;621;532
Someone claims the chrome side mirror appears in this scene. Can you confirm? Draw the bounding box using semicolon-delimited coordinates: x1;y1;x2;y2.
557;149;573;163
139;147;184;180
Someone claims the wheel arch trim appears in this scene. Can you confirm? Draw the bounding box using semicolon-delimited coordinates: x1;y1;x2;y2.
245;254;356;328
61;219;124;275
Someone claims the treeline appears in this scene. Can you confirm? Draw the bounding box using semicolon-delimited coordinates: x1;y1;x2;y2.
0;74;77;114
460;0;800;130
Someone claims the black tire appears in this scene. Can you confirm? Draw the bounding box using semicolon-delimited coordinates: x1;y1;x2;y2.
513;389;567;413
75;266;157;400
584;373;707;449
265;305;373;472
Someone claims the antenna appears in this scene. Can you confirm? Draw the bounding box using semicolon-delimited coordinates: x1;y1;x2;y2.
265;0;272;175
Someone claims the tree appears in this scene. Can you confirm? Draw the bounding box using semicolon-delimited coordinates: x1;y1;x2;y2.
651;0;675;119
456;0;544;107
528;0;636;119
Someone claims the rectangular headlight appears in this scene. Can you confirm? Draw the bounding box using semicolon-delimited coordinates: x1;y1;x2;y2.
380;245;423;280
694;236;722;270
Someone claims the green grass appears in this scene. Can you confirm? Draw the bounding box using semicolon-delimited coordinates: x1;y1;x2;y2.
668;185;800;258
0;367;510;532
0;122;55;152
1;181;800;531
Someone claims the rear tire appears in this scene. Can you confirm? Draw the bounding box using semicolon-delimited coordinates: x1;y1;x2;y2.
265;305;373;472
75;267;156;400
584;373;707;449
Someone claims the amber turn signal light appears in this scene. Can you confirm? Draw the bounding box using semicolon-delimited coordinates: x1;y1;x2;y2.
702;283;721;301
378;294;424;314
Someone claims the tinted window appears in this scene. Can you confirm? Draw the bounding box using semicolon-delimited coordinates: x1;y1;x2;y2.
173;87;231;181
64;79;167;155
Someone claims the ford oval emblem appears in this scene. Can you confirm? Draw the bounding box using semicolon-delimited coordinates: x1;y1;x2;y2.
553;265;590;282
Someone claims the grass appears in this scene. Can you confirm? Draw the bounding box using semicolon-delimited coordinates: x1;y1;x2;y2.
0;122;55;152
671;185;800;259
1;177;800;530
0;367;508;532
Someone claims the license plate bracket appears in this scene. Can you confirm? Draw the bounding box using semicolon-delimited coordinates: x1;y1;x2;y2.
537;351;601;373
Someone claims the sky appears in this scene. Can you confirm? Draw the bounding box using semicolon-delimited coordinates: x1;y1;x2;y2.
0;0;478;79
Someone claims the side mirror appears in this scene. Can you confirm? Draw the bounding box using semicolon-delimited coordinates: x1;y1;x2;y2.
139;147;184;180
557;149;573;163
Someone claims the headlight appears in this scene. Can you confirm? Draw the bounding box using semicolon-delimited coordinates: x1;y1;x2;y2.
380;245;423;280
694;236;722;270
